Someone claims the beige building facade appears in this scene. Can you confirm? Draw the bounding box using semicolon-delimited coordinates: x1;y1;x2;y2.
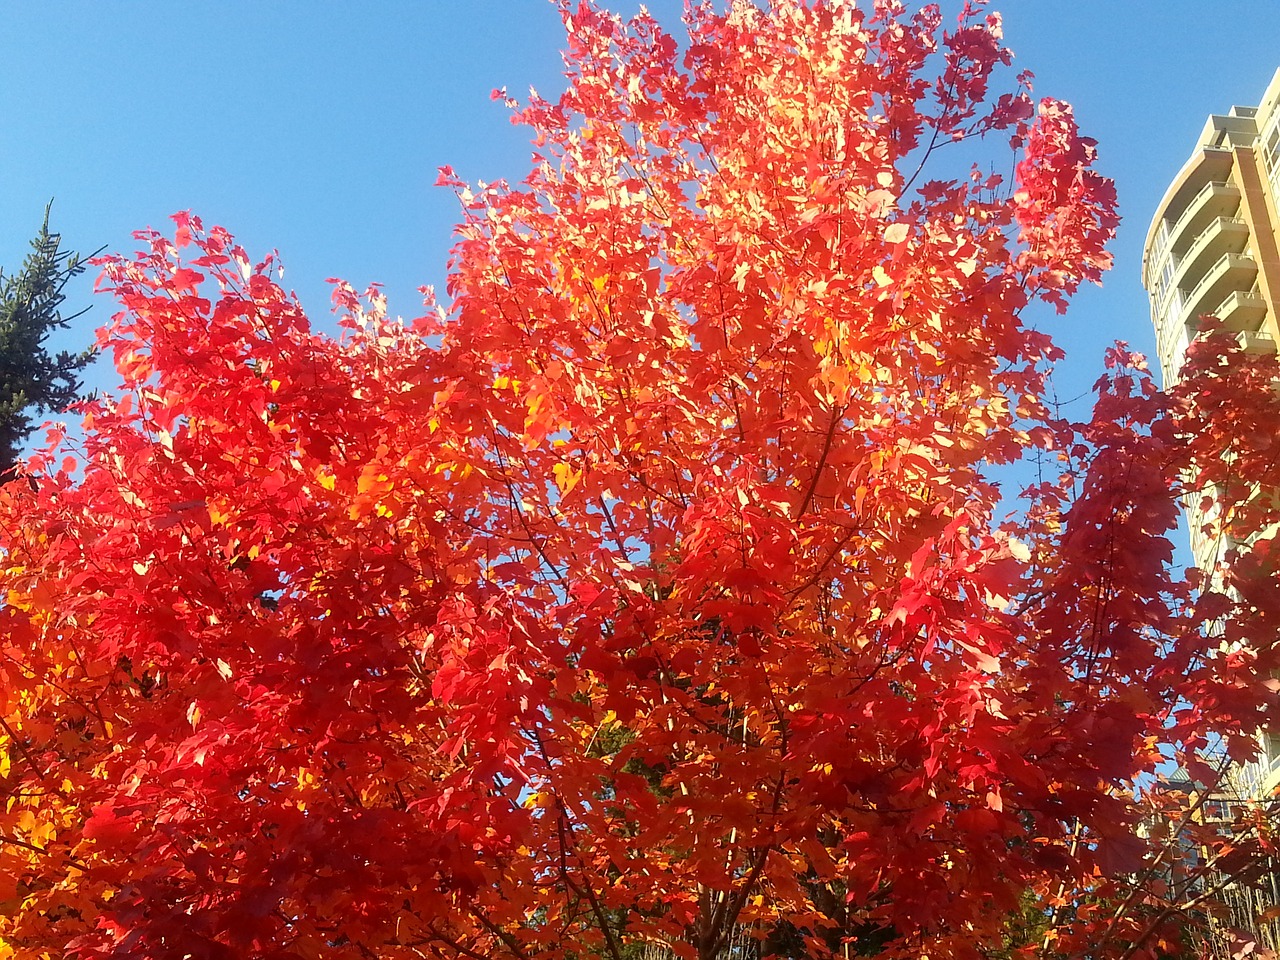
1143;68;1280;389
1141;68;1280;955
1142;67;1280;579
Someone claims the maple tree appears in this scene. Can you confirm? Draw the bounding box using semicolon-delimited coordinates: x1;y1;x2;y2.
1;2;1278;959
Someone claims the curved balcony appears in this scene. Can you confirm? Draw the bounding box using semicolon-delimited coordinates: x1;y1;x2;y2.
1183;328;1276;380
1160;147;1235;222
1178;252;1259;330
1145;146;1236;284
1237;329;1276;354
1213;289;1268;332
1163;182;1243;261
1171;216;1249;291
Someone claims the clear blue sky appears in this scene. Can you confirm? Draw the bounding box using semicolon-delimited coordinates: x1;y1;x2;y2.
2;2;1279;456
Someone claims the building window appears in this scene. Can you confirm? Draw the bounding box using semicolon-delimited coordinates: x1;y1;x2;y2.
1260;111;1280;209
1263;117;1280;170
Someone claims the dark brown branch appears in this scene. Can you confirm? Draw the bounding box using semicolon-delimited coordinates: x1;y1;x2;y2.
427;924;494;960
0;714;45;778
469;908;533;960
796;406;845;519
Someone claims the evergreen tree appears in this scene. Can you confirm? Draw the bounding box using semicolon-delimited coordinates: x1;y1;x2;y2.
0;204;96;473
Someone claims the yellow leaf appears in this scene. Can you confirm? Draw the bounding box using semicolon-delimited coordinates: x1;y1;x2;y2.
553;461;581;495
208;501;229;527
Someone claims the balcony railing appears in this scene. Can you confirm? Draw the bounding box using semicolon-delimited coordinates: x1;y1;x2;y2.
1151;180;1241;275
1172;216;1248;290
1214;289;1266;316
1178;252;1258;328
1236;748;1280;799
1214;289;1269;332
1238;329;1276;353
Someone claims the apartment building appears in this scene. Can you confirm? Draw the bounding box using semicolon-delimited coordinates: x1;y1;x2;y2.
1141;67;1280;955
1142;66;1280;576
1143;67;1280;388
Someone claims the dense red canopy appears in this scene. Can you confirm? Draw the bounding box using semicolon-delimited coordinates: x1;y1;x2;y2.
1;3;1277;959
